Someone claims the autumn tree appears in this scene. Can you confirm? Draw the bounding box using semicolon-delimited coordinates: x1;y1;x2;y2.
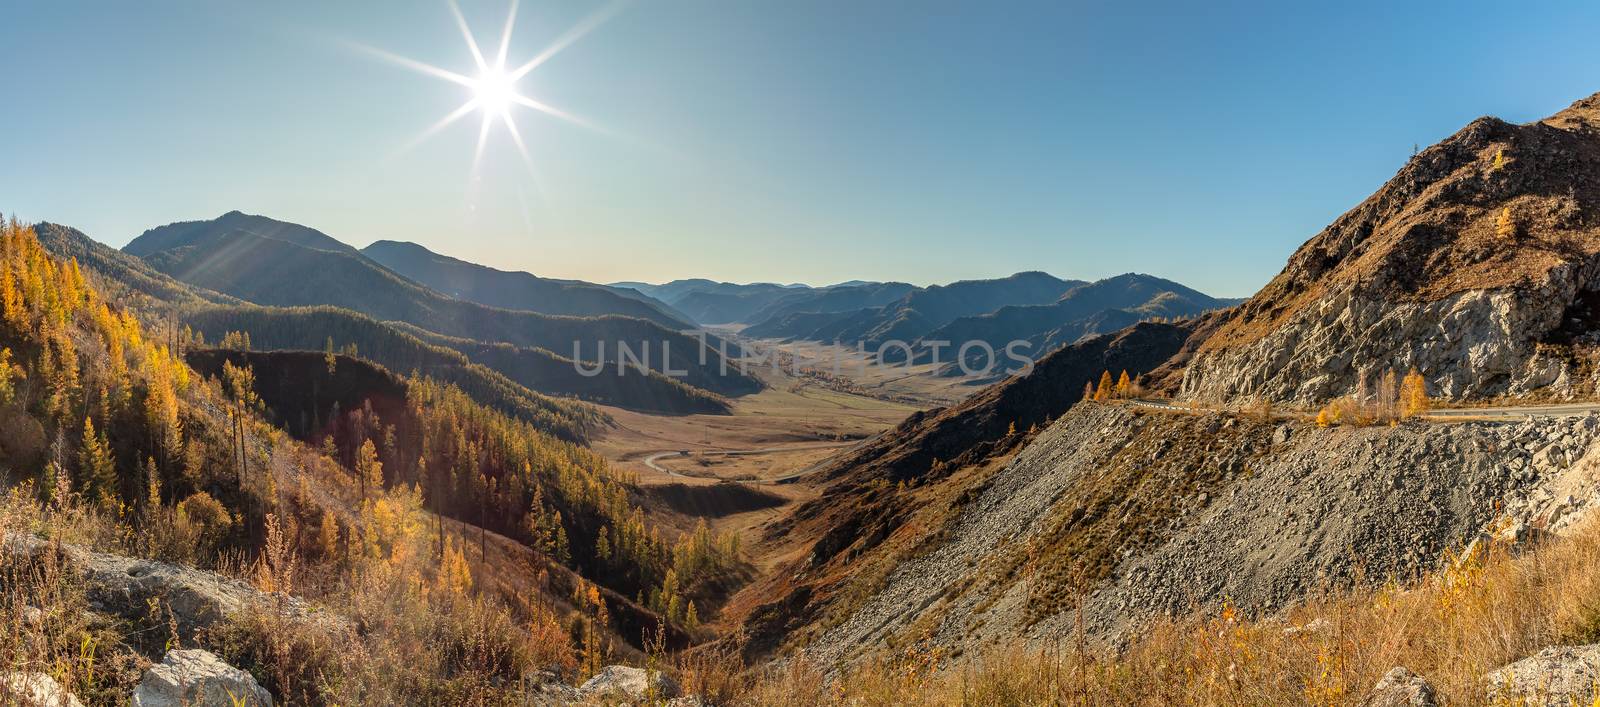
356;439;383;503
1094;370;1113;401
1401;368;1429;417
1115;370;1131;398
79;416;116;505
0;348;20;406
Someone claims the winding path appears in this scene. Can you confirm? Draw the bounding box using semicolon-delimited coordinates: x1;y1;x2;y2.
641;441;861;484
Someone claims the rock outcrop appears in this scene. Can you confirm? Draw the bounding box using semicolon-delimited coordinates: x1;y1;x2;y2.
1359;667;1438;707
0;672;84;707
1183;91;1600;405
1485;643;1600;706
577;665;679;702
131;649;272;707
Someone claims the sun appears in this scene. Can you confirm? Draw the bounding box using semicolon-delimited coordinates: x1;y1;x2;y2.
472;65;516;118
357;0;622;169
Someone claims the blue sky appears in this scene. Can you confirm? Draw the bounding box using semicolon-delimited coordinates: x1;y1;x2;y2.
3;1;1599;297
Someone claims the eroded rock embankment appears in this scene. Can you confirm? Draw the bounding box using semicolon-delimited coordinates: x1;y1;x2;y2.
800;403;1600;667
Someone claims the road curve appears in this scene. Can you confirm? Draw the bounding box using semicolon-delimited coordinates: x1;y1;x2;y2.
641;441;861;484
1127;398;1600;420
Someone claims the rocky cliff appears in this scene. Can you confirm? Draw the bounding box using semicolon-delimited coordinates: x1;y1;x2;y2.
1183;92;1600;405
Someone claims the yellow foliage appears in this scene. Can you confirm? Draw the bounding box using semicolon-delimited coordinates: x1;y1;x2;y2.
1497;206;1515;238
1401;368;1429;417
439;536;473;594
1094;370;1113;401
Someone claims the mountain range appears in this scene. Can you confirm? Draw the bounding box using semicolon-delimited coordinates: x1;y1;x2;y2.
644;269;1239;372
115;212;760;412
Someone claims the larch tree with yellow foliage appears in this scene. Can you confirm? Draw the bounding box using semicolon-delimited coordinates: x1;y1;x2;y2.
1401;368;1429;417
1115;370;1131;398
1094;370;1114;401
79;416;116;506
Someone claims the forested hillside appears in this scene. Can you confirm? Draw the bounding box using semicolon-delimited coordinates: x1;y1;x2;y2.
181;304;603;438
0;215;746;702
182;304;729;416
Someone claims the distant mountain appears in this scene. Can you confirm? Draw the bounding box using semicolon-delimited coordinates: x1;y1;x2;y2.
605;279;859;325
122;218;760;398
917;273;1237;372
743;271;1084;354
360;240;693;328
742;282;917;329
125;210;356;257
671;287;797;324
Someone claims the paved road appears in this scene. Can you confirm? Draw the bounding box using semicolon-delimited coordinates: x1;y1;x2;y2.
1128;398;1600;420
641;441;860;484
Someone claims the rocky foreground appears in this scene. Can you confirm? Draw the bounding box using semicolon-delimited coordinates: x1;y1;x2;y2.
0;533;705;706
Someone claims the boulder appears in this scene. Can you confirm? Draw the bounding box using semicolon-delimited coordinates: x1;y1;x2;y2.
1486;643;1600;706
131;649;272;707
0;672;84;707
578;665;678;701
1358;667;1437;707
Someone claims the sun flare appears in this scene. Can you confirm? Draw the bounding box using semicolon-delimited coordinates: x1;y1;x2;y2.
359;0;623;170
472;66;515;117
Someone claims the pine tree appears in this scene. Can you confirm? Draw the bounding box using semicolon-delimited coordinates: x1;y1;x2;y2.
1115;370;1131;398
144;456;161;509
79;416;116;505
318;512;340;559
440;536;473;593
596;526;611;562
1083;380;1095;402
0;348;19;406
684;601;699;631
1094;370;1113;401
356;439;383;503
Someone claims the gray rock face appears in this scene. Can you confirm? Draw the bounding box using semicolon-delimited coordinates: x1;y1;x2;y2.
1359;667;1437;707
131;649;272;707
0;672;84;707
1486;643;1600;706
578;665;678;701
799;404;1600;669
1181;269;1596;405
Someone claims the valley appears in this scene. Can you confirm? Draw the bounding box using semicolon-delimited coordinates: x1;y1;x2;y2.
14;79;1600;705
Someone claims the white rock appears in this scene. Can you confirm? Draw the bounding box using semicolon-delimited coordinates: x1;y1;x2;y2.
1485;643;1600;706
1359;667;1437;707
132;649;271;707
578;665;678;701
0;672;84;707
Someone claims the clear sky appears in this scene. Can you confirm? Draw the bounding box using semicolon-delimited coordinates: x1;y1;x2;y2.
4;1;1600;297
